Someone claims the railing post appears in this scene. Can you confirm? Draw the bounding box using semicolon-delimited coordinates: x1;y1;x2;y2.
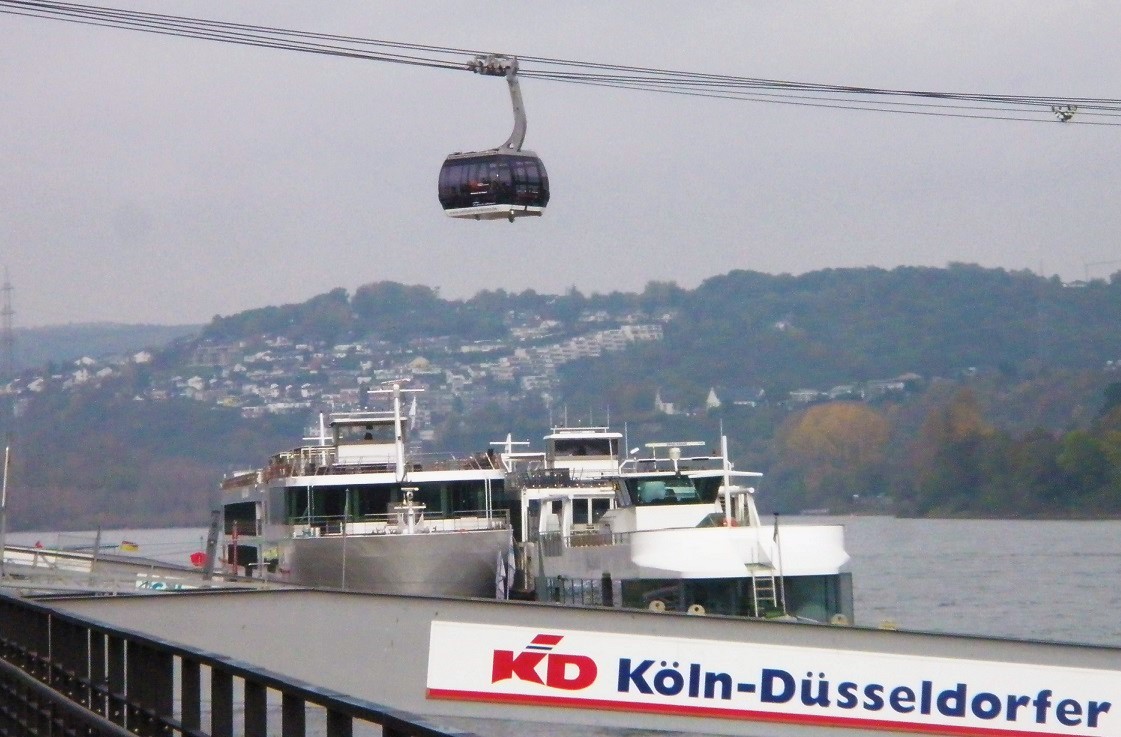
151;647;174;735
107;634;127;728
126;641;173;731
58;618;90;707
281;693;305;737
211;669;234;737
245;679;268;737
326;709;352;737
90;628;107;717
29;606;50;678
181;659;201;732
127;641;153;736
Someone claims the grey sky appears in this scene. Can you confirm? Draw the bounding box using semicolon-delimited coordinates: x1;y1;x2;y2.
2;1;1119;326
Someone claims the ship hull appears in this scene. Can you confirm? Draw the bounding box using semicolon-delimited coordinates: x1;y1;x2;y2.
280;528;513;598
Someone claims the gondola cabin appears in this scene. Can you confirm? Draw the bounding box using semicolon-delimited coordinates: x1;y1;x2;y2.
438;150;549;221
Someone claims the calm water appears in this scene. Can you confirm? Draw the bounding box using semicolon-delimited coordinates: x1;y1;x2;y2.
8;518;1121;735
11;516;1119;645
840;515;1121;646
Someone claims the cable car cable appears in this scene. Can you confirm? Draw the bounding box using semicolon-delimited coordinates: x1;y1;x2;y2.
3;0;1120;125
536;77;1121;126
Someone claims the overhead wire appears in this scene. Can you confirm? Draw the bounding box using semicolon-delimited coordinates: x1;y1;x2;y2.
2;0;1120;126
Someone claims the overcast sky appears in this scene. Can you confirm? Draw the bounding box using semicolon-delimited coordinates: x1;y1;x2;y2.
2;2;1119;327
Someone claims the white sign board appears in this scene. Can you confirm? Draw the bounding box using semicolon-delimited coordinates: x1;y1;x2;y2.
427;622;1119;736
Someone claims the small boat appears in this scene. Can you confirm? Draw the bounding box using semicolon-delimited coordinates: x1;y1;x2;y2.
219;384;511;597
508;436;853;623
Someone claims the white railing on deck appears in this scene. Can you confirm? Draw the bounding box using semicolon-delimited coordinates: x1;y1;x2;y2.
291;509;509;537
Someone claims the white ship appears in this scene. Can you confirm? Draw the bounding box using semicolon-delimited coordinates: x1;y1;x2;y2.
505;433;853;622
219;384;511;597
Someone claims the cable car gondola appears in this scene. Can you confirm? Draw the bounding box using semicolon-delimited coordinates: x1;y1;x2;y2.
438;55;550;222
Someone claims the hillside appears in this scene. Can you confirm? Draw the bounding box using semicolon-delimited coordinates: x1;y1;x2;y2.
3;265;1121;529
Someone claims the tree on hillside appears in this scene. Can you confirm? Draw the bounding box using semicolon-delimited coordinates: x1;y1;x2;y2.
775;401;891;510
1100;382;1121;418
904;388;999;514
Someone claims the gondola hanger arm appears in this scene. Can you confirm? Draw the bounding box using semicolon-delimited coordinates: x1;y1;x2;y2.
468;54;527;152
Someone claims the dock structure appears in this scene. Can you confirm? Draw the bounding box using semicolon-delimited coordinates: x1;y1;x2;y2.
24;587;1121;737
0;544;285;596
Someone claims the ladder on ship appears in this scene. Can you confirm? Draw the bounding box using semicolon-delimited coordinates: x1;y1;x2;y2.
750;567;781;618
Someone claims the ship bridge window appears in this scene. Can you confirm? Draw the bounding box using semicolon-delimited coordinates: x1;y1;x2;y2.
626;476;701;506
552;437;617;458
336;423;397;444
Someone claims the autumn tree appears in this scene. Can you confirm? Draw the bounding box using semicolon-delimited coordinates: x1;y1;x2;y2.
776;401;891;510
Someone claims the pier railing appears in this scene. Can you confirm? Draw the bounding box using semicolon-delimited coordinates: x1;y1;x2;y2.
0;591;478;737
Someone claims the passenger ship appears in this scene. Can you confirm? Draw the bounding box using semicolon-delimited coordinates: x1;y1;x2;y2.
221;394;853;621
505;433;853;623
219;384;511;597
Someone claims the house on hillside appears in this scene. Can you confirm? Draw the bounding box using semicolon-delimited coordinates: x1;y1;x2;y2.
654;389;677;415
789;389;821;404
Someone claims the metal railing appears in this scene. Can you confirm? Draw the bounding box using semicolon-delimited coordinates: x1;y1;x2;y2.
289;509;510;537
542;575;612;607
538;530;624;558
257;447;503;481
0;591;478;737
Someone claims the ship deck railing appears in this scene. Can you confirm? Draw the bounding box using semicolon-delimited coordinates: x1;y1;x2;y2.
288;508;510;537
539;529;622;557
538;519;757;558
507;468;619;490
248;447;503;481
619;456;728;474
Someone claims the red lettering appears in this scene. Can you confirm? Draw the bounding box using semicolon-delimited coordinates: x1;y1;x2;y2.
545;653;598;690
491;650;545;684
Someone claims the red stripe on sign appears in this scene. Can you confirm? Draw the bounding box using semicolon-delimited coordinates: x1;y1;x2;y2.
529;634;564;646
425;689;1086;737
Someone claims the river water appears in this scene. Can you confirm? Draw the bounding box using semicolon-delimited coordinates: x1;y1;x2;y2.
8;517;1121;735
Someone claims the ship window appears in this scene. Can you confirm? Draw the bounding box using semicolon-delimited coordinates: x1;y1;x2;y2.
692;477;723;503
626;476;700;505
553;438;615;457
224;501;257;535
785;575;848;623
336;423;396;444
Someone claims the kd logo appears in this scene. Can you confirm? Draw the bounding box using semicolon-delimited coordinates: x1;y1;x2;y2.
491;634;598;691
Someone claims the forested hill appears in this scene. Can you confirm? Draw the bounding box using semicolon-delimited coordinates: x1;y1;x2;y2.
621;264;1121;404
5;264;1121;529
198;264;1120;387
